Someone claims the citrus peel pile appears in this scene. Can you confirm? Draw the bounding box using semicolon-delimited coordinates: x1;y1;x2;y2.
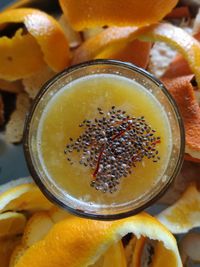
0;1;200;267
0;1;199;160
0;180;184;267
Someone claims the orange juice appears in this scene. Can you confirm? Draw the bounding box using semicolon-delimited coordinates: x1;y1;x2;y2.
38;74;172;206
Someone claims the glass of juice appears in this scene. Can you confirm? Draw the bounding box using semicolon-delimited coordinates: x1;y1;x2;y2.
24;59;185;220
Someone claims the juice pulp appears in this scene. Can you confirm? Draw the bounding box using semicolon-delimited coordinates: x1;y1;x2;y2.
38;74;171;205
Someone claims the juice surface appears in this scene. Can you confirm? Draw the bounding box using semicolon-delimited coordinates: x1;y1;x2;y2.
38;74;171;205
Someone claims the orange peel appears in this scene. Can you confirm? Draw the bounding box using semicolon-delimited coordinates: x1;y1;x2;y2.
131;236;146;266
165;6;190;19
97;39;151;69
163;32;200;79
184;153;200;163
157;183;200;234
59;0;178;30
14;212;182;267
0;212;26;238
0;29;45;81
163;54;192;79
162;75;200;158
0;236;21;267
0;79;23;93
73;22;200;88
0;182;53;213
132;236;179;267
72;26;146;65
140;23;200;89
151;241;180;267
0;8;69;74
92;241;127;267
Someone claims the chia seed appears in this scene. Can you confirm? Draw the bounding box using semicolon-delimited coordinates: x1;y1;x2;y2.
64;107;161;193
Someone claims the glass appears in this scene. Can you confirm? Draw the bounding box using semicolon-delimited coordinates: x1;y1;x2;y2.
23;59;185;220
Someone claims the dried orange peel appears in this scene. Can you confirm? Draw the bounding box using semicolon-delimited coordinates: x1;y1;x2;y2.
14;212;182;267
157;183;200;234
162;75;200;159
59;0;178;30
0;8;69;78
0;28;45;81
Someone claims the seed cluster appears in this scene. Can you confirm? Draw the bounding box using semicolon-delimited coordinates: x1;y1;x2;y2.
64;107;161;193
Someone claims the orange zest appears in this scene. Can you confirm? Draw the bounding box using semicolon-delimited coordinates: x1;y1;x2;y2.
14;212;182;267
162;75;200;159
0;8;69;74
0;29;45;81
59;0;178;30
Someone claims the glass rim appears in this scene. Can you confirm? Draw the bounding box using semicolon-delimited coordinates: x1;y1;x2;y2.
23;59;185;220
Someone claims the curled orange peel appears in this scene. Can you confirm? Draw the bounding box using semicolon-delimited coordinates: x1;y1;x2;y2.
0;29;45;81
139;23;200;89
15;212;182;267
0;8;69;73
162;75;200;158
73;23;200;90
163;32;200;79
59;0;178;30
